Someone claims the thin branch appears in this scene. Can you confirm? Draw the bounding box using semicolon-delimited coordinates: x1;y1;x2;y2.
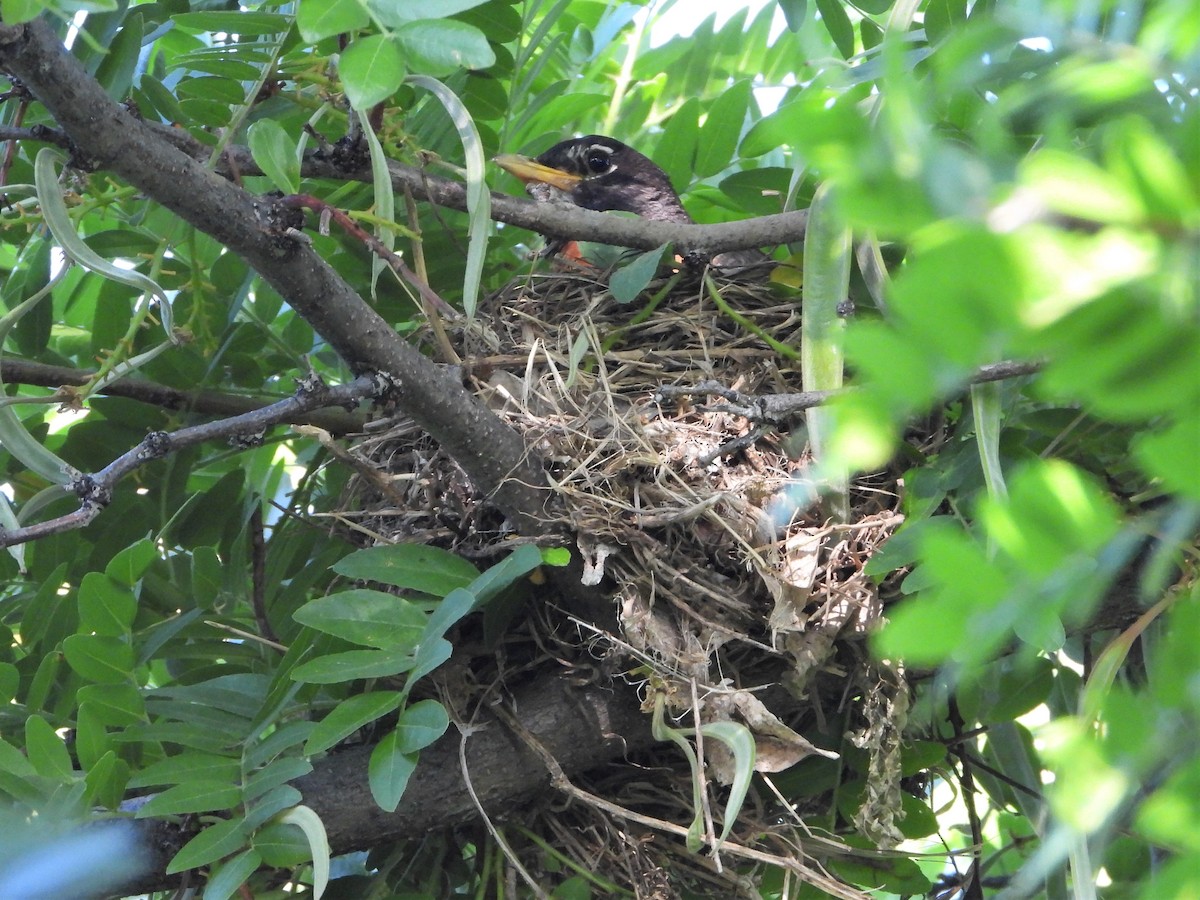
279;192;459;319
132;118;807;256
0;374;384;548
0;358;365;433
657;359;1044;424
0;122;68;147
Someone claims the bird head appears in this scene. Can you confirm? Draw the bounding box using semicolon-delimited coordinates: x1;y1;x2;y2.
495;135;692;223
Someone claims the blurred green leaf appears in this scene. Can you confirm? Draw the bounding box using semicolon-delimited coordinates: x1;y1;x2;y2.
815;0;855;57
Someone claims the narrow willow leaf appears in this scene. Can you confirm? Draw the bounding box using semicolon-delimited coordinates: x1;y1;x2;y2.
356;108;394;299
35;148;173;337
276;805;331;899
696;721;757;849
971;381;1008;502
802;182;851;521
405;75;488;316
651;693;706;852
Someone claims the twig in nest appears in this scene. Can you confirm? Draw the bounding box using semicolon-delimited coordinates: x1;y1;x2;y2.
493;702;871;900
658;359;1043;427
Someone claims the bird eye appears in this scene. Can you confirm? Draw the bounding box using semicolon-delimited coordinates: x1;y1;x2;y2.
585;151;611;174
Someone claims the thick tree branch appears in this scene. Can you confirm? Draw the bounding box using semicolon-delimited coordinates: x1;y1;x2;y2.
0;357;364;433
106;676;655;899
0;18;553;540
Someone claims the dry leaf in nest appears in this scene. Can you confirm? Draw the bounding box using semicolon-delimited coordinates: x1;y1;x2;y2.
703;688;840;785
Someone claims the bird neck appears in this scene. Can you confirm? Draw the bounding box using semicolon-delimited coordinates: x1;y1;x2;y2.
635;186;693;224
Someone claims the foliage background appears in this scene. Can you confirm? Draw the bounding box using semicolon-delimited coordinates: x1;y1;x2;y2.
0;0;1198;898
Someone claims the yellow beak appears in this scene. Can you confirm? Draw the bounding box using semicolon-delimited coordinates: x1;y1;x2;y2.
494;154;583;192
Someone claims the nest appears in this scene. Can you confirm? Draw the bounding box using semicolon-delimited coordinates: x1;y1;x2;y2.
338;262;910;898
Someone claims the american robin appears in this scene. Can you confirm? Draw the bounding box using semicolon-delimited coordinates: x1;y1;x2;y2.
495;135;771;273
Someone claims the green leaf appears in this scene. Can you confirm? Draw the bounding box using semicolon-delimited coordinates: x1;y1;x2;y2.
872;528;1008;665
173;11;290;35
0;0;42;24
93;12;142;101
981;460;1121;578
695;81;753;178
76;683;144;726
203;848;262;900
247;119;301;195
395;19;496;75
63;634;134;684
136;779;242;818
815;0;855;57
466;543;545;607
299;0;368;41
1020;150;1144;224
290;648;416;684
83;750;129;809
333;543;479;595
609;245;669;305
1135;411;1200;501
368;730;418;812
168;816;251;874
75;702;111;771
293;589;427;649
394;698;449;753
105;537;156;587
138;74;186;123
78;572;137;637
340;34;406;110
0;737;38;778
365;0;490;25
924;0;967;45
128;751;240;788
253;822;312;867
3;232;53;357
244;758;313;803
244;784;303;830
778;0;808;30
305;691;403;754
407;635;453;687
654;97;700;192
0;662;17;705
25;714;74;780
